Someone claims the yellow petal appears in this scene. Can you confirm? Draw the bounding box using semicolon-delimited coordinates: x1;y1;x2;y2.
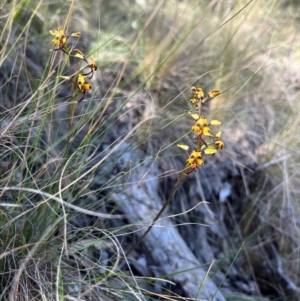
188;111;199;120
77;74;85;83
198;116;208;126
203;126;211;133
204;146;217;155
190;98;197;105
215;131;222;139
73;49;85;59
196;158;204;165
190;150;202;158
195;89;204;99
208;90;220;98
211;120;221;125
192;124;202;133
177;144;189;151
203;132;214;138
74;53;85;59
71;32;81;37
191;86;202;92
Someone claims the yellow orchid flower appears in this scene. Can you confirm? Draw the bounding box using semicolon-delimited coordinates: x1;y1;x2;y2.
191;87;204;100
89;55;98;71
186;150;204;166
50;28;67;48
77;74;92;93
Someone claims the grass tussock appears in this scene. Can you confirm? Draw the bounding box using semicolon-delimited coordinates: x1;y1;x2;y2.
1;0;300;300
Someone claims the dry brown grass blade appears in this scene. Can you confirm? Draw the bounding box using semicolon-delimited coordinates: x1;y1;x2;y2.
85;0;166;139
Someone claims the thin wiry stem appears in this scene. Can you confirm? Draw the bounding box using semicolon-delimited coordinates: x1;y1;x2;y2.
125;171;187;258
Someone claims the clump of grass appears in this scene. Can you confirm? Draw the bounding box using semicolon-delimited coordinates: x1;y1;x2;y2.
1;0;300;300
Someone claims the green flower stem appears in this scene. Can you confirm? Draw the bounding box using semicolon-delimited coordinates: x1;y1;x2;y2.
125;171;187;258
